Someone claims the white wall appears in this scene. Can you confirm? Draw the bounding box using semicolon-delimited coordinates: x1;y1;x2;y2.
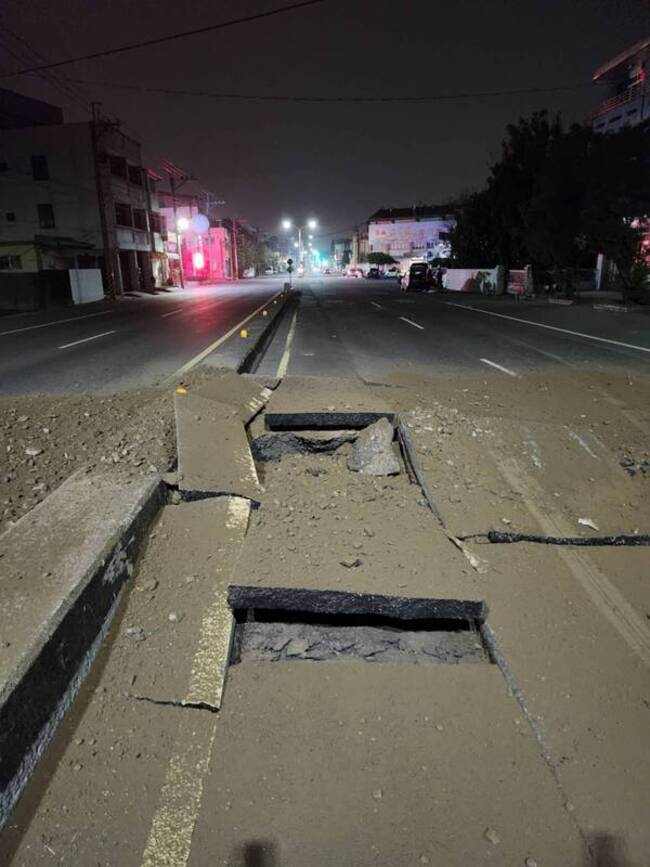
69;268;104;304
444;267;500;293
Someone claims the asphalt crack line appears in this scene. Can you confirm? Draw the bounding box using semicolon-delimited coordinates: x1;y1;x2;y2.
370;301;384;309
0;310;111;337
494;453;650;667
58;330;116;350
446;302;650;353
276;307;298;378
480;357;519;377
399;316;424;330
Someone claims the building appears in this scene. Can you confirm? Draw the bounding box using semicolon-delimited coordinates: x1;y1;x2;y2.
350;224;369;267
592;37;649;133
367;206;455;263
0;87;63;129
0;91;166;305
158;191;233;283
331;238;352;269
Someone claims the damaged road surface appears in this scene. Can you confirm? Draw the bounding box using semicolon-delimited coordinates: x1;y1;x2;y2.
2;282;650;867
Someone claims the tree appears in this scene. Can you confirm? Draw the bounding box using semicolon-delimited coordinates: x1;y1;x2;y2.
580;122;650;300
449;112;649;297
367;251;397;266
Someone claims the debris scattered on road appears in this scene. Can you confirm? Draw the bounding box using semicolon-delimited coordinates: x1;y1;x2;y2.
348;418;400;476
578;517;600;531
483;827;500;845
340;557;363;568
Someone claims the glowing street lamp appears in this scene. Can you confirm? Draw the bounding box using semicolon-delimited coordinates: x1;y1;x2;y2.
281;217;318;268
177;216;190;232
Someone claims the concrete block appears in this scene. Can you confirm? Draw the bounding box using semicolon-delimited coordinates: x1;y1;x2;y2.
174;392;262;500
0;469;164;828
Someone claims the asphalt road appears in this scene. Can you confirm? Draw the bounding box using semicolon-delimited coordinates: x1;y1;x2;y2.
259;277;650;381
0;278;286;395
2;276;649;395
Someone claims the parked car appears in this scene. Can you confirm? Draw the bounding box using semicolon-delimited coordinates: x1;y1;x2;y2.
366;267;381;279
401;262;431;292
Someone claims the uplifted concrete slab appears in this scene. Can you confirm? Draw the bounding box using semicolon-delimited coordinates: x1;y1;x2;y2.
237;448;483;604
119;496;251;709
0;468;163;828
190;664;584;866
265;376;393;416
193;369;274;424
174;392;261;500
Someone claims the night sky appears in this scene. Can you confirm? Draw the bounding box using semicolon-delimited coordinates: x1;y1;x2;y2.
1;0;646;248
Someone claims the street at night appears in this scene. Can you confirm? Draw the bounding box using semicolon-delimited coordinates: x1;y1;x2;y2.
1;1;649;865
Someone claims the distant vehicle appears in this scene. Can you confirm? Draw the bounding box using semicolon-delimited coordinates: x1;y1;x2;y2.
366;267;381;279
264;268;274;275
401;262;431;292
323;267;331;275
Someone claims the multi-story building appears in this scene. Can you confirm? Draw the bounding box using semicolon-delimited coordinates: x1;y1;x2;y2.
330;238;352;269
351;224;369;267
367;206;455;263
592;37;649;133
158;191;233;283
0;89;166;304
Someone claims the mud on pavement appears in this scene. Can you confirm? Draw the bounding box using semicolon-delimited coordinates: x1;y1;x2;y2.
1;366;649;866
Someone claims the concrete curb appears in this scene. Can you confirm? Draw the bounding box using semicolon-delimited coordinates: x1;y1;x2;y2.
0;470;165;829
237;288;296;374
593;303;631;313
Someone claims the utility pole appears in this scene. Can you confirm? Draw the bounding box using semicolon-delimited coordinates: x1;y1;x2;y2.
162;161;196;290
231;218;239;281
169;174;185;289
91;102;117;300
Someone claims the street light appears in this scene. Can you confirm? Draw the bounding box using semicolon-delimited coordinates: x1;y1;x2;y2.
281;217;318;269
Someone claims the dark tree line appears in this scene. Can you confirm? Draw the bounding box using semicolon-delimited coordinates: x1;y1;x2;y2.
450;112;649;299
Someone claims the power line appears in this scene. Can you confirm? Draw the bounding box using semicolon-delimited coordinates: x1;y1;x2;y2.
0;0;334;77
54;77;606;104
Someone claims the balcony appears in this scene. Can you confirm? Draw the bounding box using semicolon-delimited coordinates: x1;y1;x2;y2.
592;80;645;119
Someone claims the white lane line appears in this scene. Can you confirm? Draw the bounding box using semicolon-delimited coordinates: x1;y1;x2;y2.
480;357;519;377
0;310;111;337
161;307;185;318
276;308;298;378
58;330;116;350
165;287;286;382
446;302;650;354
399;316;424;330
371;301;384;310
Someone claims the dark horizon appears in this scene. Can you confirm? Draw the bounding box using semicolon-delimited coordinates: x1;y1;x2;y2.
0;0;646;246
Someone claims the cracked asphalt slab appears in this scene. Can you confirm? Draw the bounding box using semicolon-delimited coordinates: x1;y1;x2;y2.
2;277;649;865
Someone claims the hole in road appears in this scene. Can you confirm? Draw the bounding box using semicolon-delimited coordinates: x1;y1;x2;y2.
228;586;489;665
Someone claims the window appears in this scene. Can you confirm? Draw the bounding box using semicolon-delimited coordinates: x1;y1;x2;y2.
6;212;16;222
115;202;132;226
31;155;49;180
0;161;8;172
149;211;162;233
128;165;143;186
37;203;55;229
438;231;450;241
108;155;127;178
132;208;148;230
0;255;22;270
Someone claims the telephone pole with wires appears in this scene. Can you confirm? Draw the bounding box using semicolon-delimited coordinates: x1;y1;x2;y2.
163;160;195;289
91;102;119;300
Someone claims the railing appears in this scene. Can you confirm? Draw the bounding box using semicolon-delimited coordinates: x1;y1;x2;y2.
592;80;645;119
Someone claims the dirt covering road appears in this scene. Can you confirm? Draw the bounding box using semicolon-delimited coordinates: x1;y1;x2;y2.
1;364;649;866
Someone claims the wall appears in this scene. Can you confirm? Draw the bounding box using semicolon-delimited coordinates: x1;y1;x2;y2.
69;268;104;304
0;271;71;311
369;217;454;259
0;123;101;248
443;267;503;293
